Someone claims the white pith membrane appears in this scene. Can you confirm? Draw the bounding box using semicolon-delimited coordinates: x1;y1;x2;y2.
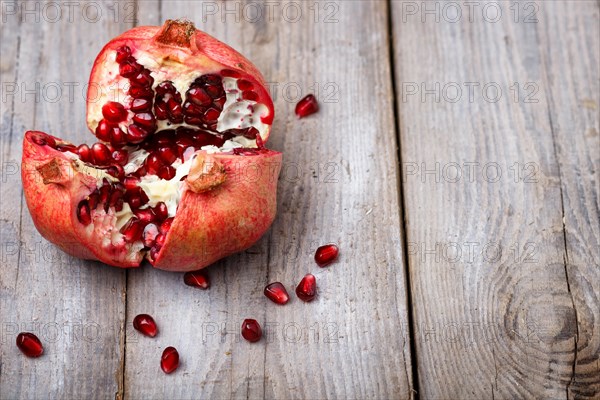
73;47;273;264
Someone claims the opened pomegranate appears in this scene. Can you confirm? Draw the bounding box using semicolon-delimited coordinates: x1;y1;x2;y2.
21;20;281;271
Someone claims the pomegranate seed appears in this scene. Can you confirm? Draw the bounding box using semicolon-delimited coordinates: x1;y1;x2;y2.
160;217;174;234
167;98;183;123
264;282;290;305
202;74;222;85
16;332;44;357
120;217;144;242
161;346;179;374
205;85;224;98
91;143;112;166
95;119;112;142
77;200;91;225
155;233;166;247
143;223;159;247
99;180;112;204
315;244;339;267
134;208;156;223
133;314;158;337
153;202;168;221
131;70;154;87
156;81;176;95
296;274;317;302
102;101;127;122
241;319;262;342
76;144;92;162
30;132;56;147
126;124;149;144
204;108;220;122
157;165;176;180
145;153;163;175
150;246;161;261
183;101;205;117
114;198;124;212
129;85;153;99
183;270;210;289
112;149;128;166
131;97;152;112
88;192;99;210
295;94;319;118
123;175;140;190
119;59;141;78
158;146;177;164
115;45;131;63
106;165;125;180
109;189;123;207
154;102;168;120
133;113;156;130
237;79;254;91
187;87;212;106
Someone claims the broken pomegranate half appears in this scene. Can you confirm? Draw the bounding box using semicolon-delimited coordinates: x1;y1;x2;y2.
21;20;281;271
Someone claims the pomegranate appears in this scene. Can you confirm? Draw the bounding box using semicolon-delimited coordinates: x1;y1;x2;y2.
21;20;282;271
16;332;44;357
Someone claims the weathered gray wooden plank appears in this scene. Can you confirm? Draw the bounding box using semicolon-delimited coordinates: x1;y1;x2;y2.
124;1;413;399
537;3;600;397
391;0;599;398
0;2;131;398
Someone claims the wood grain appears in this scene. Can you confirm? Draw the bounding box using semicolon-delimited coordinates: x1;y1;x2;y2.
391;1;599;398
122;1;413;399
0;2;131;398
537;3;600;397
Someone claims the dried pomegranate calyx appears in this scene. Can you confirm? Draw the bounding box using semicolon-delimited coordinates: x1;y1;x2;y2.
186;154;226;193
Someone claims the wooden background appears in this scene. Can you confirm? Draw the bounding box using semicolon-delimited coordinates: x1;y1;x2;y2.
0;1;598;399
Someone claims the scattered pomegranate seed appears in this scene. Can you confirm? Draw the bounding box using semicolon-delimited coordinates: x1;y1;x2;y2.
241;319;262;342
264;282;290;305
295;94;319;118
160;346;179;374
16;332;44;357
183;270;210;289
133;314;158;337
314;243;339;267
296;274;317;302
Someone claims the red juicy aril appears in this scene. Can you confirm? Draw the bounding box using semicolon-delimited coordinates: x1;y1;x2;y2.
21;20;281;271
183;270;210;289
296;274;317;302
161;346;179;374
264;282;289;305
241;319;262;342
16;332;44;357
315;243;339;267
295;94;319;118
133;314;158;337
